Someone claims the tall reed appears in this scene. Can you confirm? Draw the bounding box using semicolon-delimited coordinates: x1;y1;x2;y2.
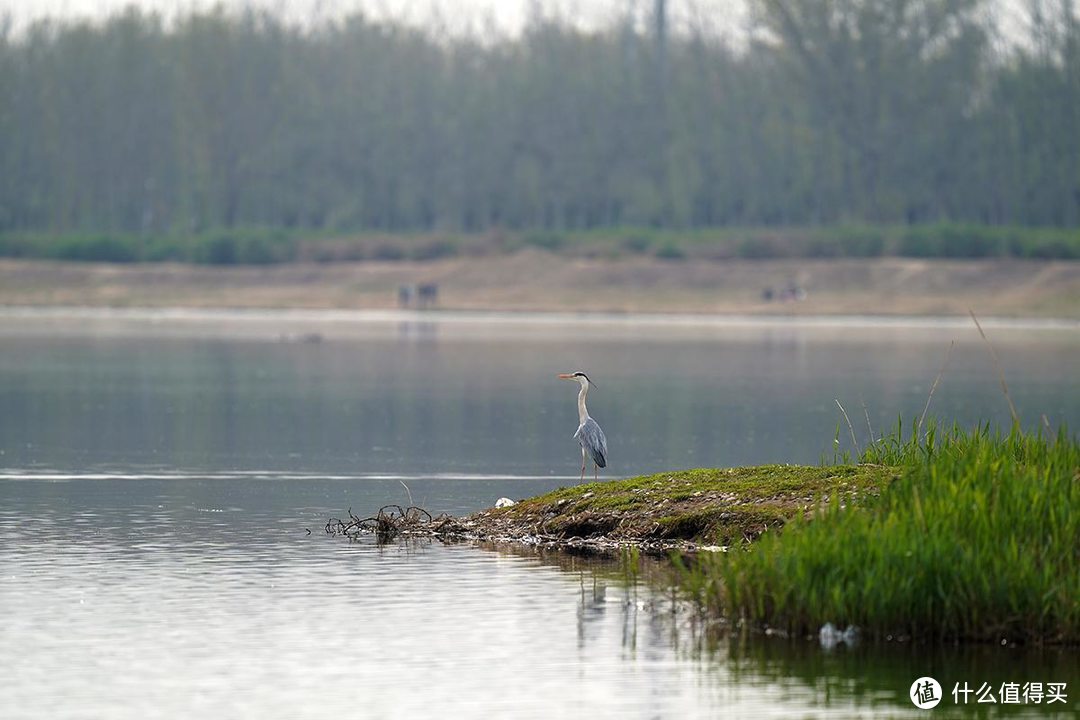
696;421;1080;644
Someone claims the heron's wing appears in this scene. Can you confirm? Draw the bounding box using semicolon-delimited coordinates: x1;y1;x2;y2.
574;418;608;468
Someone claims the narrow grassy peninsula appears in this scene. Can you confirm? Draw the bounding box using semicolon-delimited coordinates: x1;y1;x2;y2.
460;464;896;549
331;421;1078;646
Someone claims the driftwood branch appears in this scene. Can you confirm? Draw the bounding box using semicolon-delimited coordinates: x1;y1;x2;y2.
325;504;456;542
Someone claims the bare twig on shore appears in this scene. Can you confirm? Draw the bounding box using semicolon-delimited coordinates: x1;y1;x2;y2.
325;504;445;542
969;310;1020;425
918;340;954;438
862;402;875;444
835;399;858;452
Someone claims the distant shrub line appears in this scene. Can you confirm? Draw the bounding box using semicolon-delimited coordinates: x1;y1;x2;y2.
0;229;297;265
1;223;1077;265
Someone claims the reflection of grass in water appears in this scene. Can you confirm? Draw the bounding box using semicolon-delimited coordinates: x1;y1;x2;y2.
691;421;1080;645
722;634;1079;713
482;542;664;589
490;540;1078;713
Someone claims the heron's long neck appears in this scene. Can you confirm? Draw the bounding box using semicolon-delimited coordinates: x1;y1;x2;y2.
577;383;590;424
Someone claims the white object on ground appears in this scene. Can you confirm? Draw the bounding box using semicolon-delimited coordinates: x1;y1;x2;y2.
819;623;860;650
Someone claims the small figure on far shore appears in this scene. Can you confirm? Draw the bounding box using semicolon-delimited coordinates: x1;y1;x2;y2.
398;283;439;309
761;281;807;303
417;283;438;308
558;371;608;482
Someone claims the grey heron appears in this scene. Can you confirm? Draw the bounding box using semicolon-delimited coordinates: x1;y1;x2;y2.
558;372;608;482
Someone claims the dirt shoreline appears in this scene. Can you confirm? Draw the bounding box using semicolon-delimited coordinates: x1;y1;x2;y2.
1;254;1077;318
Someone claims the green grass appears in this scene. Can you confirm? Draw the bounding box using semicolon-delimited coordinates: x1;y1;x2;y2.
482;464;895;544
686;421;1080;644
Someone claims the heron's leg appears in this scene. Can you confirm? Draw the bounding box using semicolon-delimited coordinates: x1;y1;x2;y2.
594;463;598;482
580;447;587;483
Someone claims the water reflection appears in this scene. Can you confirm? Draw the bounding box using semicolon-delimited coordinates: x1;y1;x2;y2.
2;316;1078;718
396;319;441;341
1;317;1077;477
720;635;1078;718
483;543;1079;718
2;475;1077;718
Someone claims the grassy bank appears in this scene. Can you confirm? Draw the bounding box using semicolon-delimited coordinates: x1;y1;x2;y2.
685;422;1080;645
461;464;896;549
2;222;1079;265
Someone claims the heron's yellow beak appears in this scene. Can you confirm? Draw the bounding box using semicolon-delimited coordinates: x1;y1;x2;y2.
557;373;573;380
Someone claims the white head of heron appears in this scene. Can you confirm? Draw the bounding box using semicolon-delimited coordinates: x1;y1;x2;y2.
557;371;595;389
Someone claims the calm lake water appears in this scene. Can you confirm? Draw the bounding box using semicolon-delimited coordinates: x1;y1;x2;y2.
1;309;1077;718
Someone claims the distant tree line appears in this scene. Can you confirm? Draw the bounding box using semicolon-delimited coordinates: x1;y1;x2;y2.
0;0;1077;242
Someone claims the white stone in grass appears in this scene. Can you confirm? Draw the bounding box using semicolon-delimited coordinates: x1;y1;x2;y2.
495;497;516;508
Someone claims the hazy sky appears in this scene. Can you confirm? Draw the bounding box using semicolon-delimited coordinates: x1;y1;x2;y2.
0;0;747;36
0;1;545;29
0;0;1036;43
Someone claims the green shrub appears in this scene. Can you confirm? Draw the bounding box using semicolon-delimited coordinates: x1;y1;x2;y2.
371;243;406;261
193;233;239;264
654;241;686;260
805;235;841;258
898;227;940;257
189;229;297;264
833;227;886;257
53;234;140;262
938;224;1001;258
736;236;781;259
410;239;458;261
1;223;1077;264
142;237;188;262
620;233;653;253
0;234;32;258
523;231;565;251
1023;234;1080;260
